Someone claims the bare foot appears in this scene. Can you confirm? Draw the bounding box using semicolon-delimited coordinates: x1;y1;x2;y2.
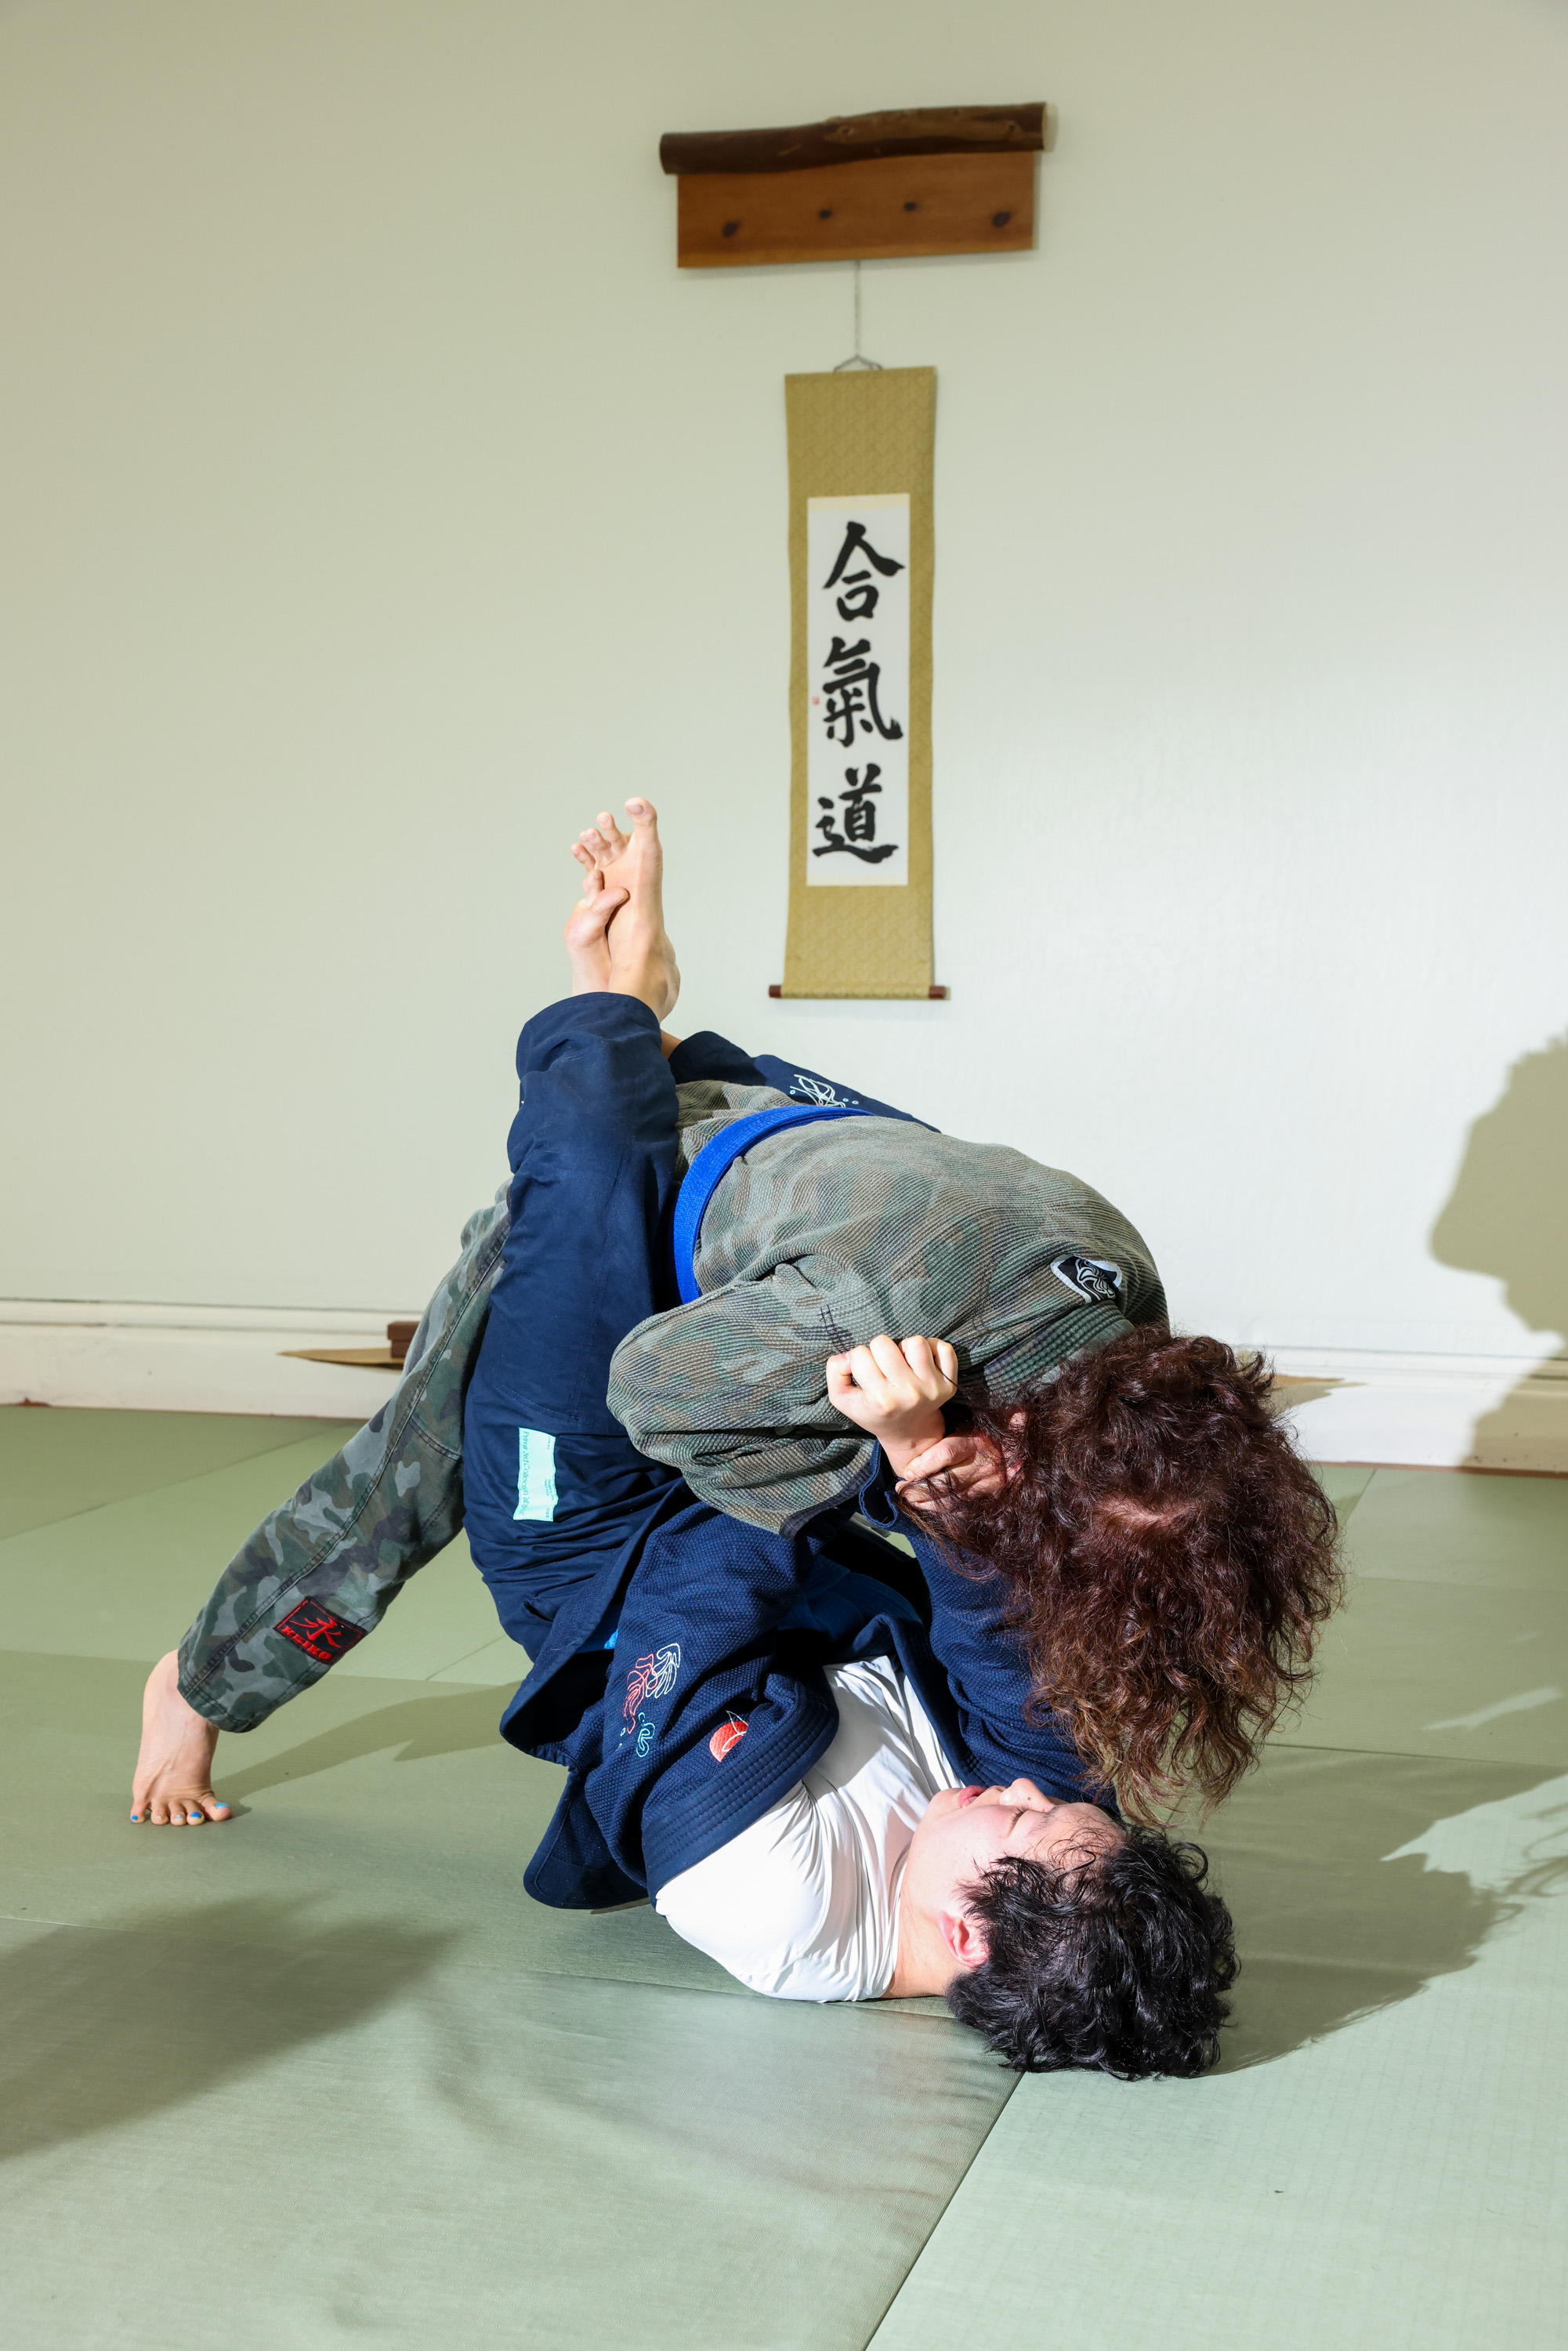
563;861;629;994
130;1650;230;1824
570;806;634;888
570;800;680;1020
570;804;665;914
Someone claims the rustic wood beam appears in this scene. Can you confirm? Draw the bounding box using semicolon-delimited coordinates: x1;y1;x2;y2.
660;103;1045;179
676;150;1034;269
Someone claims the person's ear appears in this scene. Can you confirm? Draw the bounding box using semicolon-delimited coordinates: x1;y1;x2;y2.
938;1906;989;1974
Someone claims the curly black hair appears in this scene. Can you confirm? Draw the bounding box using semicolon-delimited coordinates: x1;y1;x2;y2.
944;1827;1237;2077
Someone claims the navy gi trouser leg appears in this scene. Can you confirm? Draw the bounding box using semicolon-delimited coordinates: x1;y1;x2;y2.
463;995;689;1648
463;1001;920;1654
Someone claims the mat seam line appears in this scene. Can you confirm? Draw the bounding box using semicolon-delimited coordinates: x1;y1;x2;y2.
0;1425;363;1548
854;2067;1024;2348
1267;1735;1568;1765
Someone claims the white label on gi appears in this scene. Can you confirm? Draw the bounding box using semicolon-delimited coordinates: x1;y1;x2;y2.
514;1427;559;1522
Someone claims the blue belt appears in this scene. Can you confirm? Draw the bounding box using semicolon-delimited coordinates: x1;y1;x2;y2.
671;1104;871;1305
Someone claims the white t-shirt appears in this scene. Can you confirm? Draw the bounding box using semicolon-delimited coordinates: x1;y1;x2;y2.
654;1656;963;2002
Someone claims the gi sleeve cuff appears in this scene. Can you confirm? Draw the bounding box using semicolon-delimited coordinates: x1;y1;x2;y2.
856;1445;906;1530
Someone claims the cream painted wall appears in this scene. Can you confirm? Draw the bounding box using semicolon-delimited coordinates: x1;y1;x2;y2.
3;0;1566;1364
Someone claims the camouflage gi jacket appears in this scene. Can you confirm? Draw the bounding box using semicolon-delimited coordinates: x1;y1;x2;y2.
611;1079;1167;1534
178;1083;1163;1730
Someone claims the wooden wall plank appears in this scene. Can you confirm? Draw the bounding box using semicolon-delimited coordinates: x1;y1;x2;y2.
676;152;1034;269
661;104;1045;177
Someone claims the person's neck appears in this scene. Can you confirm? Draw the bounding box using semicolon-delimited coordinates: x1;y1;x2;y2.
886;1882;954;2001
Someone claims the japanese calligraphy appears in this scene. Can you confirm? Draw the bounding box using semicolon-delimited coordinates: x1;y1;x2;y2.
820;638;904;748
821;519;905;620
806;494;910;887
814;764;897;864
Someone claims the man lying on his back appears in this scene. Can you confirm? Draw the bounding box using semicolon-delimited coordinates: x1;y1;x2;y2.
132;854;1237;2076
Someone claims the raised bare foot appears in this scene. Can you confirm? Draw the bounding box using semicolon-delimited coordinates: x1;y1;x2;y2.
130;1650;230;1824
570;806;635;888
569;802;661;907
563;861;629;994
591;800;680;1020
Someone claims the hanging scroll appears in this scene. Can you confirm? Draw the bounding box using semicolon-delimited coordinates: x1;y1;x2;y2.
781;367;936;998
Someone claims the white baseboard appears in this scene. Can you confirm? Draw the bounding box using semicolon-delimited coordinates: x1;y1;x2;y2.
1266;1346;1568;1473
3;1306;1566;1473
0;1301;407;1421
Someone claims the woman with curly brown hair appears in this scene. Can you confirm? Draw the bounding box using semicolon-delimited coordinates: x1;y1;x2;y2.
827;1324;1343;1820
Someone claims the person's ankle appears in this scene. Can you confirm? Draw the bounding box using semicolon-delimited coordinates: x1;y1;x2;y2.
607;975;669;1019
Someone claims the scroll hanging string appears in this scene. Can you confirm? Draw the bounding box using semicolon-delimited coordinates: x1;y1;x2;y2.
833;261;883;373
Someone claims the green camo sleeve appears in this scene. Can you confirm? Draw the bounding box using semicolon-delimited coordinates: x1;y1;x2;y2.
607;1118;1166;1537
176;1187;509;1731
606;1272;879;1536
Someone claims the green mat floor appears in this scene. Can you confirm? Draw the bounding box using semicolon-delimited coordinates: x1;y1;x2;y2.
2;1411;1565;2348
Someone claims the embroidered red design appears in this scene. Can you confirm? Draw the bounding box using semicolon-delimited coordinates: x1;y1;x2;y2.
276;1600;368;1665
709;1716;748;1762
623;1643;682;1725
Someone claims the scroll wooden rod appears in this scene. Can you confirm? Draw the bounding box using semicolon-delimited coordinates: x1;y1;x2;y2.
770;985;951;1001
661;104;1045;178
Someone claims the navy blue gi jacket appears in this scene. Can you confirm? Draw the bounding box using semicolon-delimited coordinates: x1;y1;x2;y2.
501;1454;1106;1912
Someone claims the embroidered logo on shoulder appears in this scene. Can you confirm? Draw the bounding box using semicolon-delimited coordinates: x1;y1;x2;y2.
1051;1253;1124;1306
276;1601;368;1666
709;1715;748;1762
790;1072;860;1109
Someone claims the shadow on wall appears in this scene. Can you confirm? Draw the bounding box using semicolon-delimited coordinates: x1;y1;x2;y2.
0;1897;457;2164
1430;1029;1568;1462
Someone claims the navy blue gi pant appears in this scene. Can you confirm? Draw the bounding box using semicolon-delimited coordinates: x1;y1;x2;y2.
462;1000;920;1656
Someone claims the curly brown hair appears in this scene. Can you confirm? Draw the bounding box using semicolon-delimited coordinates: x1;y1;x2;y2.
920;1327;1342;1819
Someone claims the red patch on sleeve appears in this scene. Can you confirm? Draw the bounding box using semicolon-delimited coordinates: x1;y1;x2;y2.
708;1717;748;1762
276;1600;368;1666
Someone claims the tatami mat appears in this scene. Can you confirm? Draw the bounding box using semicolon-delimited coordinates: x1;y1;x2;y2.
0;1918;1005;2351
0;1407;358;1541
5;1649;739;1996
1278;1578;1568;1766
0;1429;516;1683
3;1408;1564;2349
1337;1462;1568;1588
0;1410;1009;2348
870;1824;1566;2351
870;1458;1568;2351
1276;1468;1568;1769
